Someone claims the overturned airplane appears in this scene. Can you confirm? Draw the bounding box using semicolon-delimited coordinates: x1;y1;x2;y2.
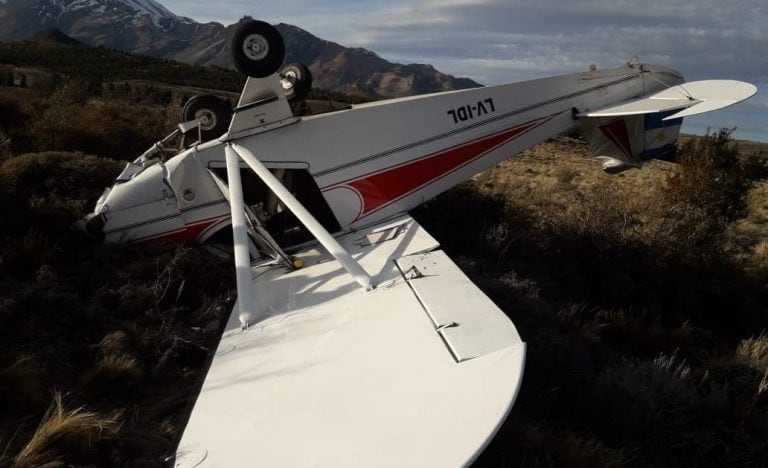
80;19;756;467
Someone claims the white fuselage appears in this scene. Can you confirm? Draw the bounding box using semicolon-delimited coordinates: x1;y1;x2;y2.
87;64;683;245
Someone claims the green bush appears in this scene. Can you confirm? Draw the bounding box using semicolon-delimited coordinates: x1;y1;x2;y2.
27;97;171;159
666;128;752;222
0;151;122;236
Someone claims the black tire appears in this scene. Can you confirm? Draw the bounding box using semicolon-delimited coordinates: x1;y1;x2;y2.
230;20;285;78
182;95;232;142
280;63;313;101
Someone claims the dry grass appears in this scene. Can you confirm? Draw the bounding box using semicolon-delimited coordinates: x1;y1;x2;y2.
755;240;768;266
0;356;44;416
736;334;768;371
512;426;630;467
79;352;143;401
732;181;768;266
474;137;678;203
680;133;768;158
420;132;768;466
94;330;132;356
14;393;121;468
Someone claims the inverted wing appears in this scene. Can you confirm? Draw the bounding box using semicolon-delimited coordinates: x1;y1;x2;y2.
175;214;525;467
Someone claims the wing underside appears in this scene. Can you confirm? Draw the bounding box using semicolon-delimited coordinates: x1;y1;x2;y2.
175;215;525;467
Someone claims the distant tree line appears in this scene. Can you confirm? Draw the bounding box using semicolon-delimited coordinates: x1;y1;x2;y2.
0;41;374;105
0;41;246;92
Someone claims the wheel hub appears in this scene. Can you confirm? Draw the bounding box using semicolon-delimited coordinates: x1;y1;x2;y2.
281;71;297;90
194;109;216;130
243;34;269;61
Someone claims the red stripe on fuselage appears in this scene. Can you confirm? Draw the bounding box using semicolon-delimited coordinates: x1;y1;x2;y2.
599;119;633;159
324;112;561;220
132;215;229;245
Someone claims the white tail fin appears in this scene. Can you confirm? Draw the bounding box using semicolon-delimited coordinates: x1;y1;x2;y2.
578;80;756;173
580;111;683;173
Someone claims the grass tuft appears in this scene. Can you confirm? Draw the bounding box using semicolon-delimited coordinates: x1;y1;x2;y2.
0;356;44;415
736;333;768;371
79;353;142;399
14;392;121;468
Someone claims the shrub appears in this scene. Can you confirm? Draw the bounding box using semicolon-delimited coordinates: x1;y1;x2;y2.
736;334;768;371
0;356;44;416
27;97;171;159
0;151;122;236
589;354;698;447
478;424;630;468
0;129;11;160
554;165;579;184
755;240;768;270
666;128;751;222
79;353;143;399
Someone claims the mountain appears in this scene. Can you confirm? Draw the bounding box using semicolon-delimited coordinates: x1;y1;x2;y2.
0;0;481;97
30;27;84;46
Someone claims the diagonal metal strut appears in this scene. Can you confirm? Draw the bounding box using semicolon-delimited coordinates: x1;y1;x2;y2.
224;143;374;327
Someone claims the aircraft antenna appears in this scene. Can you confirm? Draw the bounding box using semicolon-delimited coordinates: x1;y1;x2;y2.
646;72;696;101
626;55;641;67
626;55;695;100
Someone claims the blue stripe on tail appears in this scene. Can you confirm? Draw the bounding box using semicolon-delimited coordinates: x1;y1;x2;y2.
644;110;683;131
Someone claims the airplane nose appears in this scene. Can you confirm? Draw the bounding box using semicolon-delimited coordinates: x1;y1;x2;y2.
83;213;106;238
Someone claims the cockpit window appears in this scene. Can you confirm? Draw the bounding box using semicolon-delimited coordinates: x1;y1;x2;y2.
210;167;340;248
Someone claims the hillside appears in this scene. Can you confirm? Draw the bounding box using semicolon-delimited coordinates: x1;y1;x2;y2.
0;40;246;93
0;0;481;98
0;50;767;465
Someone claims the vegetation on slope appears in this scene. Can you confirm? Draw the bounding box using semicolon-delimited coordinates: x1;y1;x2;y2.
0;56;235;465
0;150;233;466
413;131;768;466
0;41;246;93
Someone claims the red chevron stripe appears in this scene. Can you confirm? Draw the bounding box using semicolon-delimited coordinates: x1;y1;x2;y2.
133;215;229;245
599;119;633;159
327;112;560;220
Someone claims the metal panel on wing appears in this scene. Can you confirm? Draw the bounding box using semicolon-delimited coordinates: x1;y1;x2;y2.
397;251;523;362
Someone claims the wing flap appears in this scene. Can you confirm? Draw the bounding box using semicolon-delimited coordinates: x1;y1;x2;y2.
397;251;522;362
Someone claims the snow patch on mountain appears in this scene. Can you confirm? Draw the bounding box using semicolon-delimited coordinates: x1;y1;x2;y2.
122;0;179;26
67;0;98;12
28;0;190;29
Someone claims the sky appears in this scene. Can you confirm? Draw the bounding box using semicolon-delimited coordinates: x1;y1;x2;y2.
162;0;767;141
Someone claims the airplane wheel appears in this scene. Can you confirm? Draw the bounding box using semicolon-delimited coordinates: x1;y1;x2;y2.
182;95;232;142
280;63;313;101
230;20;285;78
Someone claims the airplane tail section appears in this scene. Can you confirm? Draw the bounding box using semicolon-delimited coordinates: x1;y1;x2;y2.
579;111;683;174
577;79;756;174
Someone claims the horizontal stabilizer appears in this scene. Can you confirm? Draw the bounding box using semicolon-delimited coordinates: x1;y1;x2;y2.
578;96;698;117
578;80;756;120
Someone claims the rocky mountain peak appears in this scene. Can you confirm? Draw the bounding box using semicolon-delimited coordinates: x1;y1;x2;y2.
0;0;481;97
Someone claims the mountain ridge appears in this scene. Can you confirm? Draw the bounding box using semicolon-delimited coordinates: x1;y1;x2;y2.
30;27;84;46
0;0;481;97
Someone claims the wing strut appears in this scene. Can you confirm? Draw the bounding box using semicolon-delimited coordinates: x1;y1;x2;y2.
205;167;295;267
225;144;373;327
224;145;259;329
